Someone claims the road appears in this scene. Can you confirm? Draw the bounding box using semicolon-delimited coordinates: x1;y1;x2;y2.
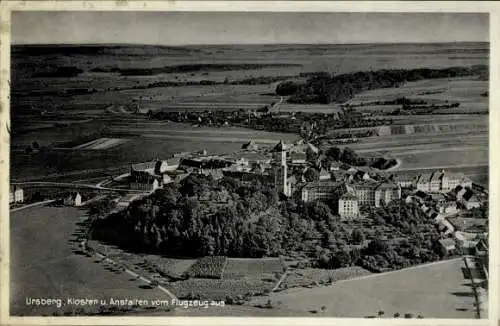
10;181;143;194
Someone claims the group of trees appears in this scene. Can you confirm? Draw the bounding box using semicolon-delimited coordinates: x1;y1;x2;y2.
91;172;444;272
321;146;367;167
275;65;488;104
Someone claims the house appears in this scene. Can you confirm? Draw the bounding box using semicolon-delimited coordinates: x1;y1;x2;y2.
241;140;258;151
329;162;341;171
437;201;458;214
416;173;433;192
438;238;457;256
374;182;401;207
338;192;359;220
9;186;24;204
319;168;331;181
354;170;370;181
290;152;307;165
391;174;417;188
64;192;82;207
419;170;473;193
463;195;481;209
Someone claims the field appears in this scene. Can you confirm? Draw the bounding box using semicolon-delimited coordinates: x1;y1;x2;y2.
10;206;171;316
278;267;373;290
10;120;299;180
249;259;478;318
347;77;488;114
223;258;286;279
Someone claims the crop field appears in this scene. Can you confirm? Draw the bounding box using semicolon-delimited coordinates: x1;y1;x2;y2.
168;278;275;301
347;77;488;114
223;258;286;279
249;259;477;318
187;256;228;279
278;267;372;290
10;206;171;316
393;149;488;170
61;137;130;150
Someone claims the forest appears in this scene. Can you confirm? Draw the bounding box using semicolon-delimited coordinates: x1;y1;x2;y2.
91;173;446;272
275;65;488;104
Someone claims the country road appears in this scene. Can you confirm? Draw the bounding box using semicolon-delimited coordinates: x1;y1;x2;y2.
10;181;143;193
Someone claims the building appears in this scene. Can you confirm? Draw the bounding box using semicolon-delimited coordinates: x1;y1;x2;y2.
301;180;341;203
418;170;473;193
462;194;481;210
241;140;258;151
272;140;290;196
416;173;433;192
9;186;24;204
289;152;307;165
391;174;417;188
352;180;379;208
374;183;401;207
438;238;457;256
338;192;359;220
319;168;331;181
329;162;341;171
64;192;82;207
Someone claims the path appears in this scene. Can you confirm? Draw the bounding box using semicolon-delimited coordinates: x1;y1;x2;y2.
10;199;56;212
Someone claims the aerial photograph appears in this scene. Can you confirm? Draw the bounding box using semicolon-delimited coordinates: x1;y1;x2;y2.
8;10;489;319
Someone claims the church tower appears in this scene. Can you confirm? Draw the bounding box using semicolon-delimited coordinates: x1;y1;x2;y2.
272;140;289;196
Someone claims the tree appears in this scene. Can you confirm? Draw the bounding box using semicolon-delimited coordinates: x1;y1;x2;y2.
32;141;40;150
351;229;365;245
393;312;400;318
377;310;385;318
304;168;319;182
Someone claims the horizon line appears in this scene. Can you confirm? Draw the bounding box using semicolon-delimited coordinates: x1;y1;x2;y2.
11;41;490;47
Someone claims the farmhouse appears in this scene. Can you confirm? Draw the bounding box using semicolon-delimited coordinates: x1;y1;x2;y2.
241;140;258;151
9;186;24;204
319;168;331;180
438;238;457;257
63;192;82;207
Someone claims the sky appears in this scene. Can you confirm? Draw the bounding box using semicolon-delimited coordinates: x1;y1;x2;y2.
11;12;489;45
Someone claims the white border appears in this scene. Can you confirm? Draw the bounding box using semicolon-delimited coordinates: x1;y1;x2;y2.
0;2;498;326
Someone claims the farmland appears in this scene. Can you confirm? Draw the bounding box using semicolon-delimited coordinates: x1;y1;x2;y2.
10;206;171;316
249;258;477;318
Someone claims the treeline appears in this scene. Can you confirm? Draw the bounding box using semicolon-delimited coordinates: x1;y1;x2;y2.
275;65;488;104
32;66;84;78
91;63;302;76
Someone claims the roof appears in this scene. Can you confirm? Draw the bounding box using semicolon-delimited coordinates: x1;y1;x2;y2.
353;179;379;190
131;161;156;172
417;173;433;184
290;152;307;160
302;180;341;190
376;182;399;190
462;189;474;201
392;174;417;182
10;185;22;192
439;238;456;248
273;140;288;152
340;192;358;201
431;171;443;182
242;140;258;150
319;169;330;177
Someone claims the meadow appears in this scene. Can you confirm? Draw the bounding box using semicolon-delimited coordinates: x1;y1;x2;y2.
10;206;171;316
248;259;477;318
